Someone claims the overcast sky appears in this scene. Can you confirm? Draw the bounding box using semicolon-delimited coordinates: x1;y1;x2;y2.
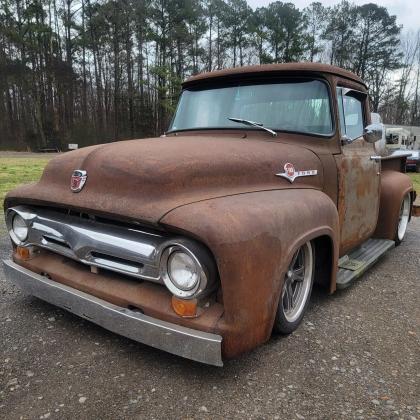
246;0;419;32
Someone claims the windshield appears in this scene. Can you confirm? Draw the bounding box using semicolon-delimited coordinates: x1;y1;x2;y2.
169;79;333;136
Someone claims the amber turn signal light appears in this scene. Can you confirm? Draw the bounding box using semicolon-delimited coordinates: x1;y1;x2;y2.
16;246;31;260
171;296;198;318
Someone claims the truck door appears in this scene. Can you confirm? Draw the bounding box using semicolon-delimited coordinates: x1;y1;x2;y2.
335;87;381;255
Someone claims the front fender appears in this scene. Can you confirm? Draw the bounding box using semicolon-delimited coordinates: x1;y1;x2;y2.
160;189;339;359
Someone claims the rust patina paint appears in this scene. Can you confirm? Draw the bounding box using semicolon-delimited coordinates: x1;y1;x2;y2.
4;63;415;360
5;136;325;226
161;189;339;358
183;63;366;87
335;139;381;256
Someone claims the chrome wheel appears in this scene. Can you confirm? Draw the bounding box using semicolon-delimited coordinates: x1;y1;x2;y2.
281;242;313;323
397;194;410;242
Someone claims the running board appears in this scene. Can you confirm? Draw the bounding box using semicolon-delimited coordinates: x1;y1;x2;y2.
336;239;395;289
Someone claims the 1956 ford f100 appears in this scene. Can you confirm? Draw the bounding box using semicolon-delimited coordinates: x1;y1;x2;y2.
3;63;417;366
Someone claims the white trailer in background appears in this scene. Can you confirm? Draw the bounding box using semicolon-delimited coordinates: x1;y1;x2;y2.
384;124;420;151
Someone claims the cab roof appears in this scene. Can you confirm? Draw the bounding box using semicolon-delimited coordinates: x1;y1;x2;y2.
183;62;366;88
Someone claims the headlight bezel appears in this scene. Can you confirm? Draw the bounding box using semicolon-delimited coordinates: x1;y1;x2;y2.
160;242;214;299
6;209;31;245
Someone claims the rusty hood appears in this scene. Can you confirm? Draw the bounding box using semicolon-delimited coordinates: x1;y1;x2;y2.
5;135;324;226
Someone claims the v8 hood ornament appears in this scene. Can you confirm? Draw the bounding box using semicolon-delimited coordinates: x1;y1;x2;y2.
276;162;317;183
71;170;87;192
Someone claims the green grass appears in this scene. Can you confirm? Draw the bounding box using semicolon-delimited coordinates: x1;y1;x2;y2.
0;157;52;212
410;173;420;196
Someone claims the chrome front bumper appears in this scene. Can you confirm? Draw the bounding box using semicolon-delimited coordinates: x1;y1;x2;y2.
3;260;223;366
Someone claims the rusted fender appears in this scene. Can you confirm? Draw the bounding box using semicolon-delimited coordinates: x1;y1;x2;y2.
160;189;340;359
374;171;414;240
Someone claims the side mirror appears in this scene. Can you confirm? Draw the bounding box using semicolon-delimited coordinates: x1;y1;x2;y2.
363;123;383;143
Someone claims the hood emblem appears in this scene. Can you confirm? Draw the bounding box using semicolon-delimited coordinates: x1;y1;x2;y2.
276;163;317;183
71;170;87;192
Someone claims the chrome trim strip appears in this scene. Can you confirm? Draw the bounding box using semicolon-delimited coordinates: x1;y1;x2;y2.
3;260;223;367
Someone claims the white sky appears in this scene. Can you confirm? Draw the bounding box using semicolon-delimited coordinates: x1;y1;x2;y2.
246;0;419;32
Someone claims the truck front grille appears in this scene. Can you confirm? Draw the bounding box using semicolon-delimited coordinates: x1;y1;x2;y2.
6;206;172;282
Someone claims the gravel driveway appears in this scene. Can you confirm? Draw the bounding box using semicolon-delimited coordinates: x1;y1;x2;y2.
1;217;419;420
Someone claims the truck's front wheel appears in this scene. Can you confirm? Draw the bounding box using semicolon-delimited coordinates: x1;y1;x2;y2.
273;241;315;335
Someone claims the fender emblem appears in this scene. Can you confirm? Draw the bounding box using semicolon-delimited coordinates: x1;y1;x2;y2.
70;170;87;192
276;163;317;183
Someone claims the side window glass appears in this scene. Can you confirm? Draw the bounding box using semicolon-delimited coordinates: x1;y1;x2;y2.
337;88;364;140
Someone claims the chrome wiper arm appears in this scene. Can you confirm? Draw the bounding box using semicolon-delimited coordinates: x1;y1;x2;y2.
228;117;277;137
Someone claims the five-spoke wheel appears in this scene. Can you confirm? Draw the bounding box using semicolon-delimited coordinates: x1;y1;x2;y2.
274;241;314;334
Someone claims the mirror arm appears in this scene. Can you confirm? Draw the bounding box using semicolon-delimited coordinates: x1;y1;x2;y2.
341;135;354;146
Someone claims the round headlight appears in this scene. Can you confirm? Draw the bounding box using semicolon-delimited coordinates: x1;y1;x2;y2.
12;214;28;242
168;251;199;291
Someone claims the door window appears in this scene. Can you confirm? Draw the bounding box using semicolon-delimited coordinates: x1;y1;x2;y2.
337;88;365;140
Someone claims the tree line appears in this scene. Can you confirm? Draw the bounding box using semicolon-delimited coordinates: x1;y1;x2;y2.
1;0;419;150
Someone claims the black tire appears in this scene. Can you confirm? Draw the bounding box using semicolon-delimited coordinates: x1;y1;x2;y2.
273;241;315;335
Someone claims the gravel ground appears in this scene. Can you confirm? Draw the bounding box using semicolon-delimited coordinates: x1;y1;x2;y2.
0;218;419;420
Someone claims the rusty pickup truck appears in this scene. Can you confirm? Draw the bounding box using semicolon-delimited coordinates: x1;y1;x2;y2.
3;63;417;366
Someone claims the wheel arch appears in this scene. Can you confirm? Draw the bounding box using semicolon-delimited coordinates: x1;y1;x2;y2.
313;234;335;291
279;230;337;294
270;231;336;335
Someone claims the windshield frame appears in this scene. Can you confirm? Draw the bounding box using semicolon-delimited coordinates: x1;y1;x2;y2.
167;76;336;139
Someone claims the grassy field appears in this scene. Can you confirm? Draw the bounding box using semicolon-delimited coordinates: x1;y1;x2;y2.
0;155;53;211
411;172;420;193
0;154;419;211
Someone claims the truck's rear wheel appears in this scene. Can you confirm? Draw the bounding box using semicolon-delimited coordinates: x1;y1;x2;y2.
273;241;314;334
395;193;411;245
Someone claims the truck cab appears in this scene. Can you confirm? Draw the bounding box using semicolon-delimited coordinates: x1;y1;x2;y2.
3;63;416;366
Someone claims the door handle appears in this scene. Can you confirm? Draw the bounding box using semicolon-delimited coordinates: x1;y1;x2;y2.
370;155;382;161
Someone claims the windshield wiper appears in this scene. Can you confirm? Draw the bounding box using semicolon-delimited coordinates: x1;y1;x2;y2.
228;117;277;137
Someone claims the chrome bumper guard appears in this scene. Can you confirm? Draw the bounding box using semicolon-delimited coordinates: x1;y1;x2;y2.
3;260;223;366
